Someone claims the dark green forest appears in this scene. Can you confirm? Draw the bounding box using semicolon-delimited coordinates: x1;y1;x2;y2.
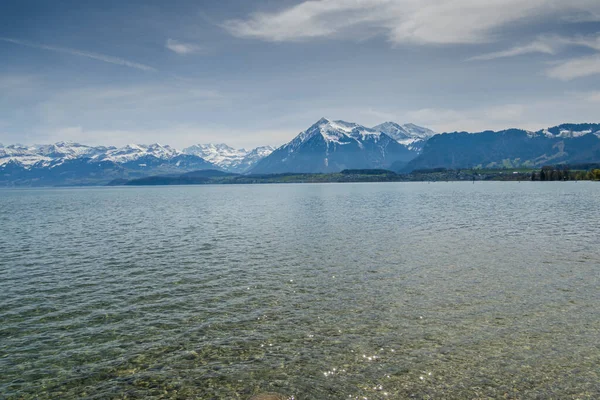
110;165;600;186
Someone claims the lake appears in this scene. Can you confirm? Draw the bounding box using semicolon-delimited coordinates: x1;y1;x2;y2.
1;182;599;399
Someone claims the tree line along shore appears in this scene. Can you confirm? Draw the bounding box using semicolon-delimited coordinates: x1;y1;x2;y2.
108;164;600;186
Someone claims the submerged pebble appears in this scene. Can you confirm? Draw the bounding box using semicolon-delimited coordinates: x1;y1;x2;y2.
248;393;290;400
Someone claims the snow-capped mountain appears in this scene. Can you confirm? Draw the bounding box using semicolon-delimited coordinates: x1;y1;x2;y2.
0;142;110;168
0;142;185;168
244;145;276;162
235;146;276;172
182;143;275;173
0;120;432;182
373;122;436;152
250;118;418;174
5;120;595;186
0;142;219;186
183;144;246;167
97;143;179;164
0;140;277;186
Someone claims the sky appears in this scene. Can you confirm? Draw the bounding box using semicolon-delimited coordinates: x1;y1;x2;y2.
1;0;600;149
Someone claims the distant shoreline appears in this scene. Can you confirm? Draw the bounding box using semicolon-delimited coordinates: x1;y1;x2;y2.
1;167;597;188
107;167;600;187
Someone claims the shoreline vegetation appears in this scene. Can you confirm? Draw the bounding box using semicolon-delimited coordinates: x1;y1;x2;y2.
108;165;600;186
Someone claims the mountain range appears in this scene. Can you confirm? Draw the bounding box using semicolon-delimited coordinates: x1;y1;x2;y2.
1;119;599;186
182;143;275;173
0;142;273;186
403;123;600;172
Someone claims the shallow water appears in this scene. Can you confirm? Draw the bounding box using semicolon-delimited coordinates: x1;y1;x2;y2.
1;182;599;399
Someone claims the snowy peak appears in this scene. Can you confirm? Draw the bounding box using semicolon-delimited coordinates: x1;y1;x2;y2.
183;143;247;165
245;145;276;159
528;123;600;139
292;118;383;149
0;142;182;168
0;140;272;173
0;142;107;167
549;123;600;139
295;118;346;145
183;143;274;173
373;122;436;141
373;122;408;139
0;144;50;168
402;123;437;138
373;122;436;152
313;117;332;126
96;143;179;163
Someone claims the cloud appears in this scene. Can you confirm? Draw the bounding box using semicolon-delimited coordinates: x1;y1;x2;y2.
562;11;600;23
465;32;600;80
166;39;202;55
470;33;600;61
583;91;600;102
0;37;156;71
223;0;388;42
546;55;600;80
543;35;600;80
222;0;600;45
468;41;556;61
565;35;600;52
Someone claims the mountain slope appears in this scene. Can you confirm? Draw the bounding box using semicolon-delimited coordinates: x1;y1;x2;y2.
402;123;600;172
250;118;417;174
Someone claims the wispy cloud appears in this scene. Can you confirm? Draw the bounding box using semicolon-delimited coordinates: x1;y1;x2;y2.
0;37;156;71
566;35;600;52
466;33;600;80
470;33;600;61
222;0;600;45
223;0;386;42
546;55;600;80
166;39;202;55
468;41;556;61
562;11;600;23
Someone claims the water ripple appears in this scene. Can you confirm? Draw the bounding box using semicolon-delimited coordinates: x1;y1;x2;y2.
1;182;599;399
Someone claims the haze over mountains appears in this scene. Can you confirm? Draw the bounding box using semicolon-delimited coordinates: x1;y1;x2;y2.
1;119;600;186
